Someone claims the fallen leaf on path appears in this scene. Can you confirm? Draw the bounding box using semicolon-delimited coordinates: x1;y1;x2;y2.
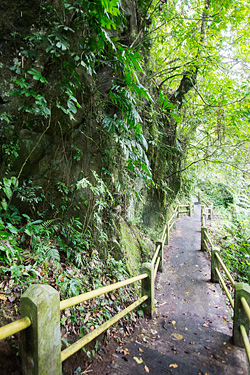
123;348;130;355
171;333;183;340
169;363;178;368
8;295;16;302
139;348;144;353
171;320;176;325
0;295;7;301
133;357;143;364
84;312;91;323
145;364;149;373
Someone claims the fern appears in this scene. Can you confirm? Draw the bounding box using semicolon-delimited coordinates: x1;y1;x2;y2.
42;218;61;229
45;247;60;261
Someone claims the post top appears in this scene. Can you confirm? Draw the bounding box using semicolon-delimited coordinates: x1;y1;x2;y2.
21;284;59;301
235;282;250;293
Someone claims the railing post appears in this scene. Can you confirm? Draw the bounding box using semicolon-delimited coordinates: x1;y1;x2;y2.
20;284;62;375
189;202;192;217
156;240;164;272
208;204;213;220
198;191;201;204
233;283;250;347
201;225;207;251
201;205;205;222
211;247;220;283
202;212;207;226
166;222;169;245
141;263;154;318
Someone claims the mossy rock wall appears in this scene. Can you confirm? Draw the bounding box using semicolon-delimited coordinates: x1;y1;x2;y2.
119;218;153;277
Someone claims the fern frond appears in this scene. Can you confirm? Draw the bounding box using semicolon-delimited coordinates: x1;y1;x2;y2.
42;218;61;229
46;247;60;261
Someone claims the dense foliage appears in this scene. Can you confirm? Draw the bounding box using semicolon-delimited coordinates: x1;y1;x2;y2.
1;2;250;365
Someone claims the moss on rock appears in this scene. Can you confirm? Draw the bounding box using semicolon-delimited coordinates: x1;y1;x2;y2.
119;218;153;277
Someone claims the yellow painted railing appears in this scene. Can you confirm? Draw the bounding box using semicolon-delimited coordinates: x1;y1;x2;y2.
215;252;235;288
160;202;192;248
0;316;31;341
60;274;148;311
239;296;250;362
201;196;250;370
151;243;161;267
240;325;250;363
0;199;194;374
59;274;149;360
61;295;148;362
201;202;235;304
60;201;192;360
215;267;234;308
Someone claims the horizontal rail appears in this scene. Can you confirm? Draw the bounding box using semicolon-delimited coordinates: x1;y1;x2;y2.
162;232;167;247
240;324;250;363
178;204;190;208
204;240;211;256
204;230;213;248
215;268;234;308
200;195;210;206
169;212;176;225
60;274;148;311
215;252;235;288
151;244;160;266
169;220;175;232
61;295;148;362
241;297;250;322
161;223;168;242
154;256;160;280
0;316;31;341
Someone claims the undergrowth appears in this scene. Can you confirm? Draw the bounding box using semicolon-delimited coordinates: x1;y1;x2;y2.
0;178;148;369
198;182;250;284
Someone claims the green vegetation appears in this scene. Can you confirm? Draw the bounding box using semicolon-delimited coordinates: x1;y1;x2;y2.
1;0;250;370
198;169;250;284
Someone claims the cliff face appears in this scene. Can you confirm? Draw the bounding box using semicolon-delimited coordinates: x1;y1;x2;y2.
0;0;181;246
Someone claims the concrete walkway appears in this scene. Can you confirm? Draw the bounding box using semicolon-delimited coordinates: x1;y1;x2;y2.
107;203;248;374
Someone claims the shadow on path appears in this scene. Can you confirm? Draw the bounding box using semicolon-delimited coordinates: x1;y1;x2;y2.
99;202;248;375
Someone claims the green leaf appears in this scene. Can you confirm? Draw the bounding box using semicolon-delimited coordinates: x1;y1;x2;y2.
3;186;12;199
6;223;19;234
1;199;7;211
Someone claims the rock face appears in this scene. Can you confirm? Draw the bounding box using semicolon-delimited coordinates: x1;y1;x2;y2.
0;0;179;244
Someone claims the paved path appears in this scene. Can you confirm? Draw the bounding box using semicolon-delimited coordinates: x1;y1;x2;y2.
106;203;248;375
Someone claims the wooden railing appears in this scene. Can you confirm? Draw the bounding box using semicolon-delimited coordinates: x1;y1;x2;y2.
0;201;193;375
201;199;250;369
